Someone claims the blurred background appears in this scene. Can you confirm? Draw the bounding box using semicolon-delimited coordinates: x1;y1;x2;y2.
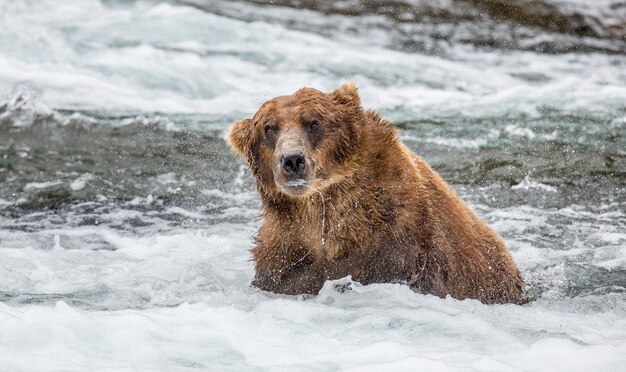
0;0;625;370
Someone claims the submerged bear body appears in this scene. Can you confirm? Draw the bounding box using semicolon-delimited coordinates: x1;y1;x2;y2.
228;83;524;304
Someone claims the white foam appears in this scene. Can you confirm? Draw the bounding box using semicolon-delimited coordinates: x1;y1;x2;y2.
402;134;489;148
24;181;63;190
0;279;624;371
0;0;624;119
511;176;557;193
0;197;624;370
164;207;207;220
70;173;94;191
127;195;156;206
0;225;256;304
117;115;181;131
505;125;537;139
201;188;258;203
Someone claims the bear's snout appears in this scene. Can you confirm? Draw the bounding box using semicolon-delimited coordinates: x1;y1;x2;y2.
280;151;306;177
273;129;316;196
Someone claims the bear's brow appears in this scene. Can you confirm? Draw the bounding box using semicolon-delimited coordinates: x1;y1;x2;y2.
273;95;296;107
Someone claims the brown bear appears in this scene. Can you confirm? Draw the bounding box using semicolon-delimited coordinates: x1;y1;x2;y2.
228;83;524;304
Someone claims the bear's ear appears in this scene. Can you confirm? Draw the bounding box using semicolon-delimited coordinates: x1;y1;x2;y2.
330;82;361;107
227;118;254;158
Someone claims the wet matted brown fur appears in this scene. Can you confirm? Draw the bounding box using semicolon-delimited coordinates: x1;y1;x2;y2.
228;83;525;304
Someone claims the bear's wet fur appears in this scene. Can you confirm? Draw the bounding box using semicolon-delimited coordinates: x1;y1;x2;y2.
228;83;524;304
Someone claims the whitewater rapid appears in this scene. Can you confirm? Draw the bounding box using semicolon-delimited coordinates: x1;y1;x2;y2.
1;0;625;120
0;0;625;371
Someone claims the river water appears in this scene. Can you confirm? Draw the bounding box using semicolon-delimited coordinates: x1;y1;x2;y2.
0;0;625;370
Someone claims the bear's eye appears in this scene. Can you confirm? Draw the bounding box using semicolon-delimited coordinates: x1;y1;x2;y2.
306;119;320;132
304;118;324;148
263;123;277;138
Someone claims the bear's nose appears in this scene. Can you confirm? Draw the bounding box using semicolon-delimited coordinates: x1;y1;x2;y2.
281;151;306;176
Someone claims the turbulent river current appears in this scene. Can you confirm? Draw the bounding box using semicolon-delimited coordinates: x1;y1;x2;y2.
0;0;625;370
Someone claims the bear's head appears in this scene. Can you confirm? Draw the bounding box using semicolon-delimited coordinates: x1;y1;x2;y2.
228;83;363;198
